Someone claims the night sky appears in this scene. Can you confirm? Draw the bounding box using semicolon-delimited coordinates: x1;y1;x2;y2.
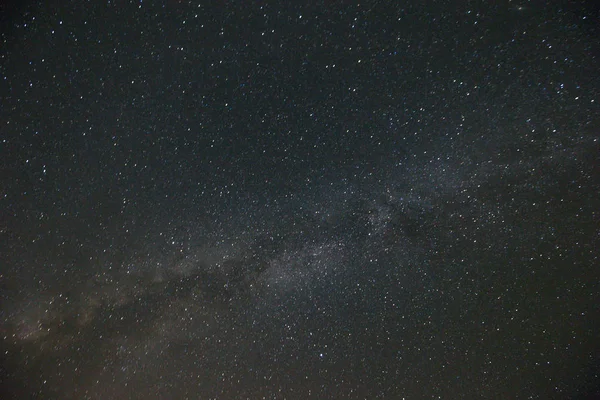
1;0;599;399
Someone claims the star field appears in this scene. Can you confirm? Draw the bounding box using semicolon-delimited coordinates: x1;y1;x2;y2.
1;1;599;399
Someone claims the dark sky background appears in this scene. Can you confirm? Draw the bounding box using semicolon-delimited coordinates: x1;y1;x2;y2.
1;0;599;399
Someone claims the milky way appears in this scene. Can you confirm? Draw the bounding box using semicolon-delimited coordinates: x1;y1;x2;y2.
1;1;599;399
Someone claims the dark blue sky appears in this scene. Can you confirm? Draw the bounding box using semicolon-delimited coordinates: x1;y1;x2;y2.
1;1;599;398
